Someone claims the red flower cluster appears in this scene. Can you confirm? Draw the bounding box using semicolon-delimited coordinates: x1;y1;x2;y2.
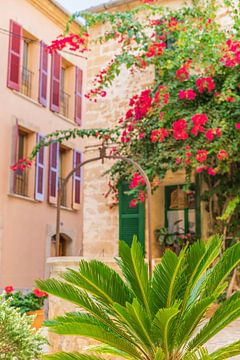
178;88;197;100
4;286;14;294
168;17;178;30
151;128;169;142
196;77;215;93
217;149;229;160
11;158;33;172
236;123;240;130
130;199;138;207
153;86;170;106
191;113;208;136
205;128;221;141
146;42;166;57
129;172;146;189
33;288;48;298
172;119;188;140
195;150;208;162
47;33;88;54
220;39;240;67
196;166;216;176
176;66;189;82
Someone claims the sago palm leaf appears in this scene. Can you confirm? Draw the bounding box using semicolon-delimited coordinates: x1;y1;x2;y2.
62;260;133;306
182;236;221;310
175;296;215;349
45;312;110;330
183;347;211;360
44;353;104;360
203;242;240;297
154;348;165;360
113;299;155;355
209;340;240;359
150;249;186;313
189;291;240;349
151;302;180;354
87;344;134;359
117;237;150;315
47;322;140;359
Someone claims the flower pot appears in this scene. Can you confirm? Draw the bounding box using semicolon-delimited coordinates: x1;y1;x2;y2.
27;309;44;329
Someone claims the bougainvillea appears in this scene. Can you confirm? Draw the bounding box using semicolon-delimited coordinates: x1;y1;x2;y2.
13;0;240;236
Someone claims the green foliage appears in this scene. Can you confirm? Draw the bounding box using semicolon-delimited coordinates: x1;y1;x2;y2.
0;296;46;359
4;289;47;313
38;237;240;359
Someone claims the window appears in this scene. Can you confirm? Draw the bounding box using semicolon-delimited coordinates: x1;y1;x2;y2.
21;39;33;97
14;131;28;196
165;184;200;239
51;234;72;256
60;66;70;118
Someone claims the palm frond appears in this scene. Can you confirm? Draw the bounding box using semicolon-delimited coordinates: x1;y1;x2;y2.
63;260;133;306
44;353;104;360
154;347;165;360
117;237;150;315
209;340;240;359
183;347;211;360
86;344;134;359
150;249;186;313
204;242;240;298
48;323;140;359
189;291;240;349
151;302;180;353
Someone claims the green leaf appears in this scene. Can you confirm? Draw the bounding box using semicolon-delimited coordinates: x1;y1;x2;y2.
87;344;133;359
209;340;240;359
117;237;150;315
44;353;103;360
63;260;133;306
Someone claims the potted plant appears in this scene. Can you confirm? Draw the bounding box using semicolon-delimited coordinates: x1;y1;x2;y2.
3;286;48;329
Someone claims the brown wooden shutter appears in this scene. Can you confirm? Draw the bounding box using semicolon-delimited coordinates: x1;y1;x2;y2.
39;42;48;107
75;67;83;125
7;20;22;91
48;142;59;203
50;52;61;112
73;149;82;210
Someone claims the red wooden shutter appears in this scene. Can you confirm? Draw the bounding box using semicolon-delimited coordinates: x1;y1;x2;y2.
48;142;59;203
73;150;82;209
35;134;45;201
75;67;83;125
39;42;48;107
7;20;22;91
50;52;61;112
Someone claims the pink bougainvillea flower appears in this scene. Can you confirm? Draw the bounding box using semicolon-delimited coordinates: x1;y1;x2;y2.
151;128;169;142
178;90;187;99
176;66;189;81
216;128;222;138
226;97;236;102
5;286;14;294
139;132;145;139
191;114;208;136
187;89;197;100
195;150;208;162
129;199;138;208
129;173;145;189
138;190;145;203
196;167;204;173
173;119;188;140
196;77;215;93
33;288;48;298
236;123;240;129
217;150;229;160
208;167;216;176
205;129;215;141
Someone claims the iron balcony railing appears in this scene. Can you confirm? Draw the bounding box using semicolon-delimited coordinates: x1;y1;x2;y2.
60;90;70;118
14;170;28;197
58;177;67;207
21;66;34;98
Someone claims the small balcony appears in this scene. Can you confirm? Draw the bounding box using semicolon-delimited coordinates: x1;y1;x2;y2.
14;171;28;197
58;177;67;207
20;66;34;98
60;90;70;118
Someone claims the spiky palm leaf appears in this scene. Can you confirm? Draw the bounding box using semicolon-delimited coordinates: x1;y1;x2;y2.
38;236;240;359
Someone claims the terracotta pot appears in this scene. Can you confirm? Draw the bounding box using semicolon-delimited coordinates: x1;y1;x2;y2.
27;309;44;329
205;303;219;318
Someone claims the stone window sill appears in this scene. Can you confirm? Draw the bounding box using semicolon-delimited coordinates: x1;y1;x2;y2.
8;193;38;203
48;202;77;212
12;90;43;108
54;112;78;126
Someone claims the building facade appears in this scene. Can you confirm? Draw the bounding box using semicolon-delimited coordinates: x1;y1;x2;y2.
0;0;86;288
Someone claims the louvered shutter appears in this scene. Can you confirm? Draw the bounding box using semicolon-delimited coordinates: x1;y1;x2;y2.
73;150;82;210
50;52;61;112
11;120;19;193
7;20;22;91
35;134;45;201
75;67;83;125
119;182;145;253
39;42;48;107
48;142;59;203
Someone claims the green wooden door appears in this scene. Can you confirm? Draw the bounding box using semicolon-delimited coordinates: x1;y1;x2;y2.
119;182;145;252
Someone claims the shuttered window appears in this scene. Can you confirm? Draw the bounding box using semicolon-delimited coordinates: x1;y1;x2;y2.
39;42;48;106
35;134;45;201
119;182;145;252
73;150;82;209
50;52;61;112
7;20;22;91
75;67;83;125
48;142;59;203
